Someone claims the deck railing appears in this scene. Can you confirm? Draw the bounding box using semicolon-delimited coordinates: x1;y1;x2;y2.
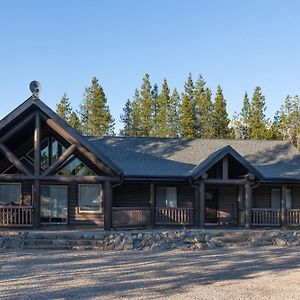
112;207;152;228
252;208;281;226
0;205;33;227
112;207;194;228
287;209;300;225
155;208;194;225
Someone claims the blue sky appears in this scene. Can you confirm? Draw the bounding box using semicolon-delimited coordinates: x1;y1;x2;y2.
1;0;300;132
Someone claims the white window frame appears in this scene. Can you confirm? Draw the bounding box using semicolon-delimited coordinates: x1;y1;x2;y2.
0;182;22;205
78;184;102;213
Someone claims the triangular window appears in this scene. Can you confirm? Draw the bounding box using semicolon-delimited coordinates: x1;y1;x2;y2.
2;157;34;174
57;156;95;176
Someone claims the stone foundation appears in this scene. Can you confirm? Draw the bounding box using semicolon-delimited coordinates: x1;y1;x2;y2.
1;229;300;251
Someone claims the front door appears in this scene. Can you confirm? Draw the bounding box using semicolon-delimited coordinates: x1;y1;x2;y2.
41;185;68;224
205;190;218;224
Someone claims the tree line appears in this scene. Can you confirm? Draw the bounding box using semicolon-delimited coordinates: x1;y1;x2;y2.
56;74;300;150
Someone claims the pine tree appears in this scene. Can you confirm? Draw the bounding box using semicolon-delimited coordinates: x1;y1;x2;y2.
168;88;180;138
80;77;115;136
130;89;142;136
153;79;171;137
139;74;152;136
179;73;196;138
194;75;206;137
120;99;133;136
69;111;82;133
151;83;159;136
212;85;231;138
56;93;72;122
249;87;267;139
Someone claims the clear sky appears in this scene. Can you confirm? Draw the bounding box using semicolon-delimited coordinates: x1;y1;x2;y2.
1;0;300;132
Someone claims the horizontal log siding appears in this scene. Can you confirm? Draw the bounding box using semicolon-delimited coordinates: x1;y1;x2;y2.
113;183;150;207
218;187;237;224
253;186;270;208
177;184;194;208
292;188;300;208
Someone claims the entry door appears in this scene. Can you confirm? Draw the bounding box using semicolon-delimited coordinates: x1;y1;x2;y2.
41;185;68;224
205;190;218;224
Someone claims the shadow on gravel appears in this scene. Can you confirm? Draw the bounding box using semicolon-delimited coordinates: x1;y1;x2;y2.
0;247;299;299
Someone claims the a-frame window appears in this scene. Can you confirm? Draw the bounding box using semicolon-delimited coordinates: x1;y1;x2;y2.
57;156;95;176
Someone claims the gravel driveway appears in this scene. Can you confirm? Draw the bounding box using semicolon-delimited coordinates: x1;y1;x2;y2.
1;246;300;299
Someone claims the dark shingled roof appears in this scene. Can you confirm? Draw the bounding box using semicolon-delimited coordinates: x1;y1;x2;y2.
88;136;300;180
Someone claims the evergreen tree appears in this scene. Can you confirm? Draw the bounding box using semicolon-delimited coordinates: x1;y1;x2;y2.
168;88;180;138
130;89;142;136
80;77;115;136
120;99;133;136
212;85;231;138
151;83;159;136
194;75;206;137
153;79;171;137
69;111;82;133
249;87;267;139
139;74;152;136
179;73;196;138
56;93;72;122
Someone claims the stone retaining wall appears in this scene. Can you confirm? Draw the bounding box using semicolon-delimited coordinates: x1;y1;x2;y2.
1;229;300;251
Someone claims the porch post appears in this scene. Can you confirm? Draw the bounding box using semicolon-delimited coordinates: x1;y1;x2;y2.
244;181;253;228
281;185;287;227
238;185;245;227
33;113;41;228
104;181;112;230
150;183;155;227
194;187;200;227
199;181;205;228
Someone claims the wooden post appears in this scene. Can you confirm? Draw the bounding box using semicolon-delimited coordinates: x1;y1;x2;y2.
199;181;205;228
150;183;155;227
244;181;252;228
33;113;41;228
194;187;200;227
222;155;229;180
281;185;287;227
104;181;112;230
237;185;244;227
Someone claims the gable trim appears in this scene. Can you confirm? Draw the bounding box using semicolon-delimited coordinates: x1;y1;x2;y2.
190;145;263;180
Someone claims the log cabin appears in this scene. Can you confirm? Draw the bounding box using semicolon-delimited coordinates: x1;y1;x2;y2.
1;92;300;230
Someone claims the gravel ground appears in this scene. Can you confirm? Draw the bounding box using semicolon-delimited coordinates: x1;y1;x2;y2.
1;246;300;300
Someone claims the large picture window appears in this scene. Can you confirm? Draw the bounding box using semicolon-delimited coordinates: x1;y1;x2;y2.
0;183;21;205
156;187;177;208
78;184;102;213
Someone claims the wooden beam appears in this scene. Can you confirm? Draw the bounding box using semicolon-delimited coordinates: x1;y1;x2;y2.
222;155;229;180
40;114;115;176
281;185;287;227
194;187;200;227
0;113;35;143
237;185;244;227
41;144;76;177
149;183;155;227
0;175;35;181
0;143;32;176
39;175;119;183
33;113;41;228
244;181;253;228
203;179;247;185
199;181;205;228
104;181;112;230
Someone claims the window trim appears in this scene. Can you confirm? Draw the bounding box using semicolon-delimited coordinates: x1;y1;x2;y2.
78;184;102;214
155;186;178;208
0;182;22;206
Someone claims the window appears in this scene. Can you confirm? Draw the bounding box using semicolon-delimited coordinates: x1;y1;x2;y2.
0;183;21;205
57;157;95;176
78;184;102;213
271;188;292;209
156;187;177;207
